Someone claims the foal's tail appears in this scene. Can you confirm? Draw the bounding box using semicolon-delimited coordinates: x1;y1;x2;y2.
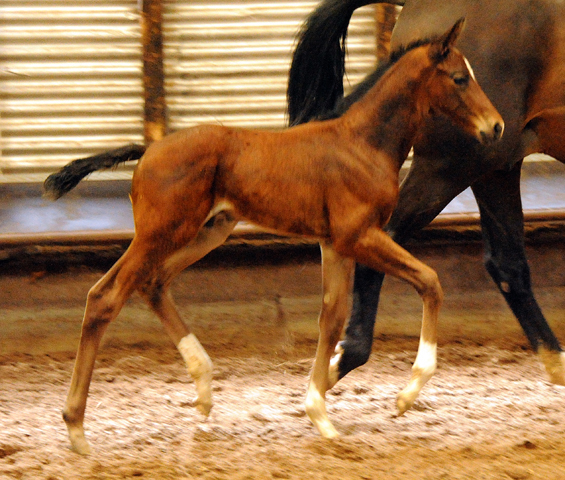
287;0;404;126
43;143;146;200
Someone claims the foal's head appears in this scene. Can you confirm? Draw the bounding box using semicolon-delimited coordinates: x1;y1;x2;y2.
417;19;504;144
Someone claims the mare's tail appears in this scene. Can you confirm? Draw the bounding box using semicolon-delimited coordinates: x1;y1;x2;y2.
43;143;146;200
287;0;404;126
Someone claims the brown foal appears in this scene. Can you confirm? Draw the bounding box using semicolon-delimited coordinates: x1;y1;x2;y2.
47;19;503;454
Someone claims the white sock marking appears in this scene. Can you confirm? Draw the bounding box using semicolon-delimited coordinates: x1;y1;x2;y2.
178;333;213;415
413;339;437;377
178;333;212;378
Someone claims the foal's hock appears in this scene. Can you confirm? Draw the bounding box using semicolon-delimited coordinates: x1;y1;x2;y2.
45;19;502;454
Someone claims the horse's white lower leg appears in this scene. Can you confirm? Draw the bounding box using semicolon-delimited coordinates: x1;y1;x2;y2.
397;336;437;414
539;348;565;386
397;284;441;415
178;333;213;415
305;381;339;439
305;243;353;438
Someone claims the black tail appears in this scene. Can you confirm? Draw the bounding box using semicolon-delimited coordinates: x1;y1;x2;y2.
43;143;146;200
287;0;404;126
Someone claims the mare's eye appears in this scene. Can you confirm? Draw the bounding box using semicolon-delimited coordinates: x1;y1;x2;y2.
452;73;470;87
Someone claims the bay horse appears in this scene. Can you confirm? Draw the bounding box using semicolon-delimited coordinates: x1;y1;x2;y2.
44;20;502;453
287;0;565;389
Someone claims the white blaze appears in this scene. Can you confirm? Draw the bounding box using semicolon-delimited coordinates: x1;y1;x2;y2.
464;57;477;80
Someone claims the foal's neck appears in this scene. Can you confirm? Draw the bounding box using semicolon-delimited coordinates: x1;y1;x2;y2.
343;50;431;169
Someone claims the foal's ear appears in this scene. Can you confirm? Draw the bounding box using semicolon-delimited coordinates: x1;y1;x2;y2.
430;17;466;62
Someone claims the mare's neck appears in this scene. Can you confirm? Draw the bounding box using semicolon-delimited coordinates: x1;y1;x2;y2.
342;51;431;170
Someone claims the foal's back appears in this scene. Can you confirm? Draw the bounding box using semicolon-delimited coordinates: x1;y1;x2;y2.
133;117;399;240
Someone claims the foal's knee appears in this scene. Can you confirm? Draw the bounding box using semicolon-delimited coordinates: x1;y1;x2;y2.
416;267;443;307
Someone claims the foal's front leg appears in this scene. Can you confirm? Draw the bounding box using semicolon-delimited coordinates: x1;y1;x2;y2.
305;242;354;438
344;226;443;415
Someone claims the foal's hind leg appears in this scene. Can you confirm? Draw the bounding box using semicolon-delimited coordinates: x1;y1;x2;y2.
63;242;157;454
138;213;237;416
339;226;443;415
140;287;214;415
305;242;354;438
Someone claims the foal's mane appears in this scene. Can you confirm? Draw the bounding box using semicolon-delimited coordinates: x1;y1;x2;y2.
320;36;440;121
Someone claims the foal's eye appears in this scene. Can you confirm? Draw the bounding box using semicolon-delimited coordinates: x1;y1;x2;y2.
452;73;470;87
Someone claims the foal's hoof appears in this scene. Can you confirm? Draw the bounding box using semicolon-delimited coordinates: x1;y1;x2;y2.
317;422;340;439
396;388;418;416
71;439;92;456
65;418;92;455
194;397;212;417
67;429;92;455
396;395;414;417
305;407;340;439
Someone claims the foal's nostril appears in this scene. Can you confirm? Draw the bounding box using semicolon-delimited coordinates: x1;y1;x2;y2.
493;122;503;140
480;121;504;144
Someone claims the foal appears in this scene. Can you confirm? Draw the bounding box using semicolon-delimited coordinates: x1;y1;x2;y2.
46;19;503;454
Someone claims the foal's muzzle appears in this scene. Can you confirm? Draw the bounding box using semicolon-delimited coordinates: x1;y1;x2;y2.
479;120;504;144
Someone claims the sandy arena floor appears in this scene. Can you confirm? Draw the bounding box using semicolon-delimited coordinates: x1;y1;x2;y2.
1;253;565;480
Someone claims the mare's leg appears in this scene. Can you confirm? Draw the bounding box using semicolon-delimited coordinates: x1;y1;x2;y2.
471;162;565;384
333;154;471;384
138;212;238;415
305;242;354;438
63;240;161;454
339;227;443;415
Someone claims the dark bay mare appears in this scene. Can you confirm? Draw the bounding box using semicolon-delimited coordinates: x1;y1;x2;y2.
287;0;565;388
44;21;502;453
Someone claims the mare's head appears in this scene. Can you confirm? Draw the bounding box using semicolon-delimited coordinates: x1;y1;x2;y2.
416;18;504;144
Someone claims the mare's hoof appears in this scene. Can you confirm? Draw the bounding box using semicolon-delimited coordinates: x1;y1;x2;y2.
539;349;565;386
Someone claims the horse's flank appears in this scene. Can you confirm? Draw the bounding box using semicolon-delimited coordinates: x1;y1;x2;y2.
134;117;399;244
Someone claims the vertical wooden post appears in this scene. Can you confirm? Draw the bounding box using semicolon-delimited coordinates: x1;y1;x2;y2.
376;4;398;62
140;0;166;144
